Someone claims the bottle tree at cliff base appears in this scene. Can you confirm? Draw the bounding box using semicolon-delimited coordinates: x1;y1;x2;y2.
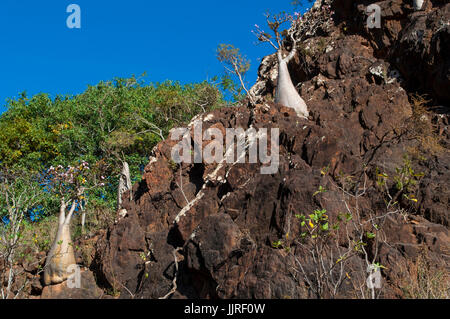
43;162;105;285
253;12;309;119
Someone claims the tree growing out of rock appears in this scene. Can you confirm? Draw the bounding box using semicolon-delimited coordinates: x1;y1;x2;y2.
253;11;309;118
102;130;138;215
42;162;105;285
102;116;163;217
216;44;253;103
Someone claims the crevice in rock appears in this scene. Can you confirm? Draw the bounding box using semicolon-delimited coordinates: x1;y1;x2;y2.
269;202;283;239
89;258;114;292
184;242;220;299
134;179;149;202
167;224;185;248
189;163;205;195
217;180;233;200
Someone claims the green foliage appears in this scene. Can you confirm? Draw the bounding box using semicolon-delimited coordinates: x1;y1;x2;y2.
0;76;225;278
215;74;246;102
0;76;223;211
393;156;424;193
0;169;48;221
216;44;250;75
313;185;327;196
296;209;331;240
0;76;222;170
274;158;424;298
272;240;283;249
216;44;251;102
0;169;49;297
366;232;376;239
375;155;424;207
9;215;57;256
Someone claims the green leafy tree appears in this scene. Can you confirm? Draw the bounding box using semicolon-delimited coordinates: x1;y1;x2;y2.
0;76;225;284
0;76;223;214
42;161;105;285
216;44;253;103
0;169;46;298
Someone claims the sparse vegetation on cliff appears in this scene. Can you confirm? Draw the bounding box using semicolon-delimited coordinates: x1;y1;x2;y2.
0;0;449;300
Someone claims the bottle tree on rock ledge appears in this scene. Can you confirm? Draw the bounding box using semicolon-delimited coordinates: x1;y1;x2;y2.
253;12;309;119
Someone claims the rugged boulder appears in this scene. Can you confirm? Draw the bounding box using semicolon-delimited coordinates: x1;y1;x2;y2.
92;0;449;299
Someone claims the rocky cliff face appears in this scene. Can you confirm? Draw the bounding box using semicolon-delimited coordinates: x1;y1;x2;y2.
92;0;449;299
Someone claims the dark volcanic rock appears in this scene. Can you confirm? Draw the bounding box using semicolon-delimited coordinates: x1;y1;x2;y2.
391;3;450;105
93;0;449;299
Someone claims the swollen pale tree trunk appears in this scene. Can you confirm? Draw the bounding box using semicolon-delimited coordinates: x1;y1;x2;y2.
43;200;77;285
413;0;424;11
77;199;87;235
117;161;132;210
275;50;309;119
81;207;86;234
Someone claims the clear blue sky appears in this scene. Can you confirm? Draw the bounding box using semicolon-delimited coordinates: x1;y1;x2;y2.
0;0;310;114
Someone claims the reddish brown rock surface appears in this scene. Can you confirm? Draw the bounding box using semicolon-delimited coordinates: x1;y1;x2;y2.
41;270;106;299
90;0;449;299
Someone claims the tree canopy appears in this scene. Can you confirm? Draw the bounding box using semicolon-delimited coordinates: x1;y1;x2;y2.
0;76;224;213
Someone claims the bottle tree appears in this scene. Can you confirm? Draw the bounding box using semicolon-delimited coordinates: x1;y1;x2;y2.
43;162;105;285
253;12;309;118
